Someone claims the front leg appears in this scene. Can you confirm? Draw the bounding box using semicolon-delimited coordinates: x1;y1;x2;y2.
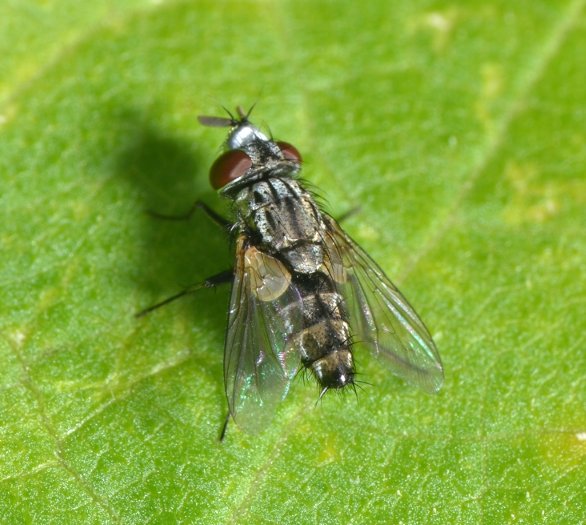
147;200;231;230
135;269;233;318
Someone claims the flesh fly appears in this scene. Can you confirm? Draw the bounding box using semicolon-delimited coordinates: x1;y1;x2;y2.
139;107;444;434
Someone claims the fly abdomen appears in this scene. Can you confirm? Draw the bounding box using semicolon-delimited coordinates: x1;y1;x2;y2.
312;350;354;390
296;319;355;389
291;272;355;389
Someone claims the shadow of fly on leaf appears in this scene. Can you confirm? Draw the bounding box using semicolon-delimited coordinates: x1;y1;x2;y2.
136;106;444;440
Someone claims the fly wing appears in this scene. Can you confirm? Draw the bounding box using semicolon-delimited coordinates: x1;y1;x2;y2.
224;235;302;432
321;215;444;393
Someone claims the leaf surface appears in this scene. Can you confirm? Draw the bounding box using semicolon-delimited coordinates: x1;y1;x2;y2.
1;1;585;523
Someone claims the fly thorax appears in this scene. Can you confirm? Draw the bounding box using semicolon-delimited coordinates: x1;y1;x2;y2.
234;179;325;274
280;243;324;274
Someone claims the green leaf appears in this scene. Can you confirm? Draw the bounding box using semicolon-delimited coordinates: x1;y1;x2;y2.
1;1;585;523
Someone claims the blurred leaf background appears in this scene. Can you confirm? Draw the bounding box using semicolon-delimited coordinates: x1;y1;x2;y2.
1;1;585;523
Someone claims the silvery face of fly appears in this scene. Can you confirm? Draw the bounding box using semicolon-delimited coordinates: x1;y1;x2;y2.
197;107;444;433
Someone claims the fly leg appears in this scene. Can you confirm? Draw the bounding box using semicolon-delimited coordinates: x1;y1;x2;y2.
147;200;231;230
141;201;233;438
139;200;232;313
136;268;234;441
135;269;233;318
219;412;231;442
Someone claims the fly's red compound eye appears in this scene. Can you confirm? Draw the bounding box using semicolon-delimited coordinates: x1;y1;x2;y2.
209;150;253;189
276;141;302;163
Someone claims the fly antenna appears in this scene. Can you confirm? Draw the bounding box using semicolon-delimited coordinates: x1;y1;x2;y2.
236;105;247;119
198;104;256;128
197;114;235;127
242;102;257;121
198;106;237;128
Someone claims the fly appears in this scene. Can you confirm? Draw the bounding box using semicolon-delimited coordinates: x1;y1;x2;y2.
138;106;444;435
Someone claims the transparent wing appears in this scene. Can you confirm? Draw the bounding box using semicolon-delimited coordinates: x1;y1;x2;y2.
224;235;302;432
321;215;444;393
